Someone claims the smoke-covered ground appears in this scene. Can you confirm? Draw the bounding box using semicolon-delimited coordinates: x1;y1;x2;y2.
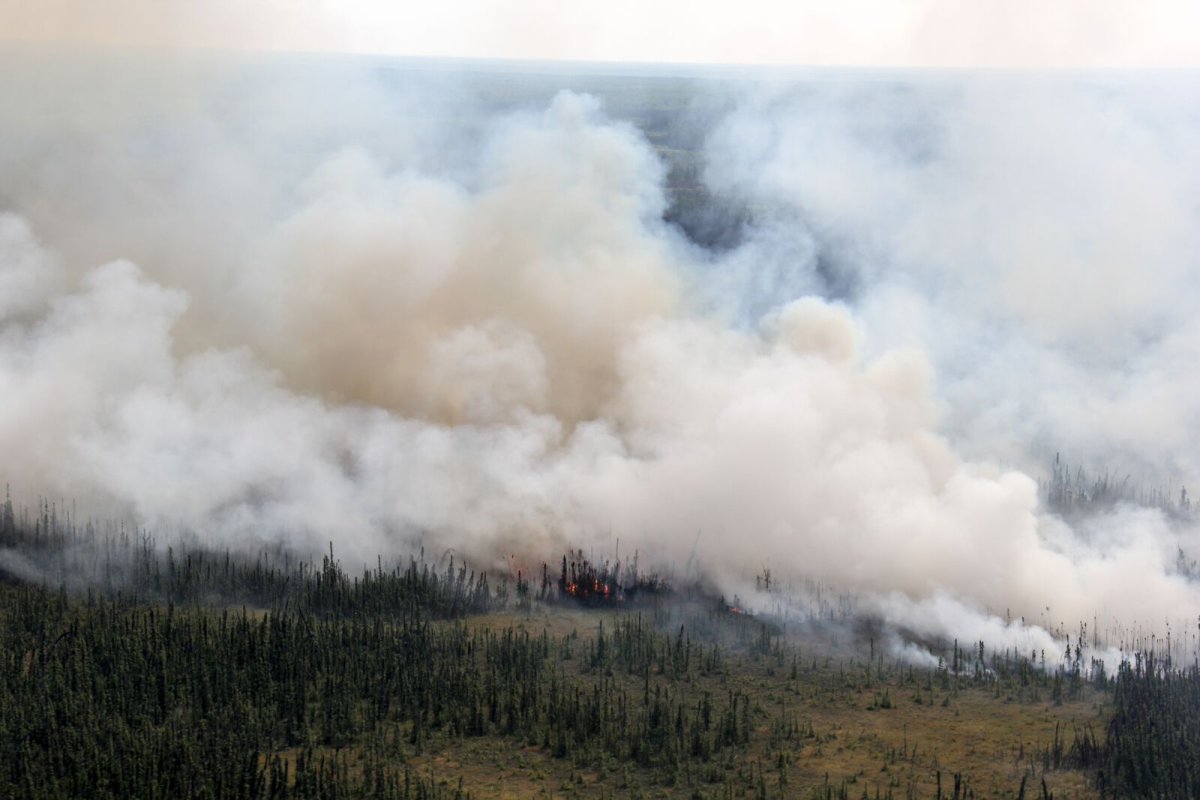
2;47;1199;665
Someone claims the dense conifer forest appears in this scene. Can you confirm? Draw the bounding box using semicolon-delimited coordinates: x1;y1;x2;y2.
1095;655;1200;798
0;495;1197;798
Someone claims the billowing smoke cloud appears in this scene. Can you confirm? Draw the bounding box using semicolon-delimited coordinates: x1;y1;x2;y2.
703;75;1200;480
2;49;1198;665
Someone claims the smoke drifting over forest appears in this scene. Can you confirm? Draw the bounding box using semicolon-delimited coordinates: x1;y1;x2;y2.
2;49;1199;662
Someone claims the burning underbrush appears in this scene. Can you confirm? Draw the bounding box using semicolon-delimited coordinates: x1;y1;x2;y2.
552;549;670;607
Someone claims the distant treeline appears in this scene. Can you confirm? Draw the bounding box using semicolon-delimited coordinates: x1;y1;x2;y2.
1041;452;1193;518
0;494;675;616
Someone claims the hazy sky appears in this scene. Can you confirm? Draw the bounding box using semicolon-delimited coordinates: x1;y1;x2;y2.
2;0;1198;68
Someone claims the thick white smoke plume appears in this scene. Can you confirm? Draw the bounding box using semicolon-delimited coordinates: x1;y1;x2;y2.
2;50;1199;665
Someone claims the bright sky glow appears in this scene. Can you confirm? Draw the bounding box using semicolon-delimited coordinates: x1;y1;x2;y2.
1;0;1198;68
